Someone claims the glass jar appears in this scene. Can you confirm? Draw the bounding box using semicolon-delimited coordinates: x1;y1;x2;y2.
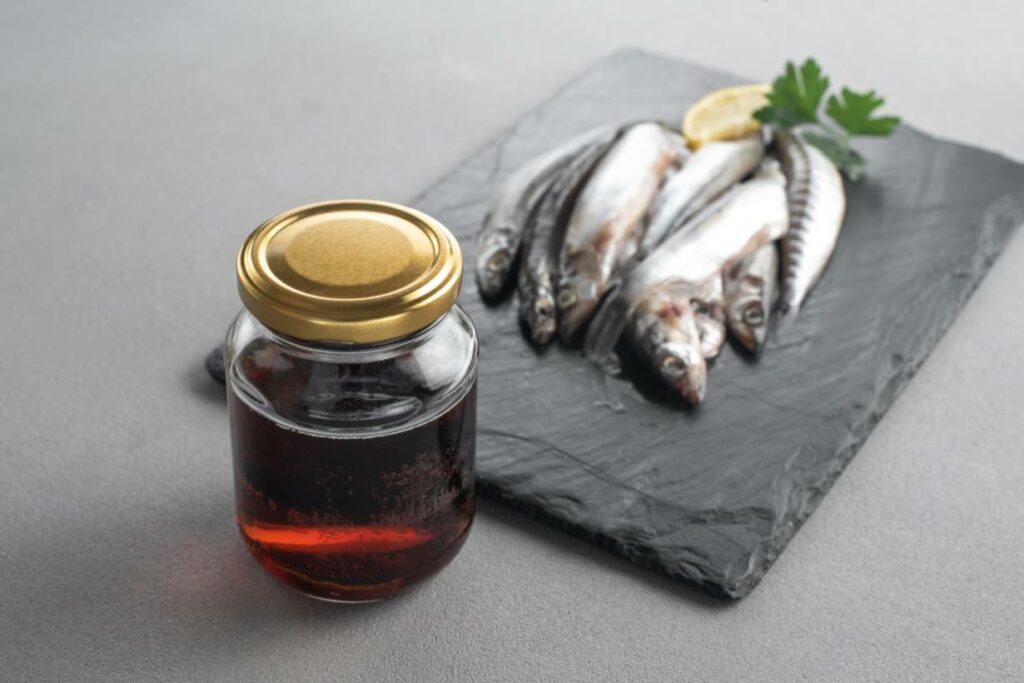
224;200;478;602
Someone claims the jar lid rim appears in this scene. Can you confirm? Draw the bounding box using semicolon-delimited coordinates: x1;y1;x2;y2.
237;200;462;343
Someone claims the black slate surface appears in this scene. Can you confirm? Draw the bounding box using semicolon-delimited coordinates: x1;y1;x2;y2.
405;50;1024;599
208;50;1024;599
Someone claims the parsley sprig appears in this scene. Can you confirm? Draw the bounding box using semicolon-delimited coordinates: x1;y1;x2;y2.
754;59;900;181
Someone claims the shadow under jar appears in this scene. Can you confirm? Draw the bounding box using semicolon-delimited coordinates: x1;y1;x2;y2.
225;200;478;602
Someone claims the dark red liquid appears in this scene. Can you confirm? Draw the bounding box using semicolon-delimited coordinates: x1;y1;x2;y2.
229;383;476;601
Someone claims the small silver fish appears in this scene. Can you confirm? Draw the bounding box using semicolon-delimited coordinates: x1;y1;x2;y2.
475;125;618;300
628;163;789;297
629;287;707;404
640;135;765;256
586;163;789;402
774;130;846;318
724;243;778;353
518;129;621;345
557;122;682;341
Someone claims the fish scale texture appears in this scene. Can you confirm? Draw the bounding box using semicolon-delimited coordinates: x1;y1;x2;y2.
409;49;1024;599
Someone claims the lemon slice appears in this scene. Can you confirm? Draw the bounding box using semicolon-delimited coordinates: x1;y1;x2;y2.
682;84;771;149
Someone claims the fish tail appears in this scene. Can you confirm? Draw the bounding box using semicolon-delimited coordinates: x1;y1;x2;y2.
582;285;630;368
770;297;800;336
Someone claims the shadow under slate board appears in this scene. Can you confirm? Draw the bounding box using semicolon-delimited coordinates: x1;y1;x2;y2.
405;49;1024;599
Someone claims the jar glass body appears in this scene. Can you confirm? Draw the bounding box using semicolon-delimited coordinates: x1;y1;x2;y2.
224;306;478;602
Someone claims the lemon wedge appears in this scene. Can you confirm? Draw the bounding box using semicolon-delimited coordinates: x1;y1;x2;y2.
682;84;771;149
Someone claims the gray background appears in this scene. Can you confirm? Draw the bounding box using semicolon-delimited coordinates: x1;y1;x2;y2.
2;1;1022;680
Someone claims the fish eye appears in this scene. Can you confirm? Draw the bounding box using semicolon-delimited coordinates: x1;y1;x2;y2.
742;305;764;326
661;355;684;373
489;251;510;270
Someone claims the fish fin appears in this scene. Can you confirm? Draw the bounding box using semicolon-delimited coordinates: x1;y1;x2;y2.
582;284;630;368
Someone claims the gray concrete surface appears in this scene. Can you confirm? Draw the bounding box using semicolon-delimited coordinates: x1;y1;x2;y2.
2;1;1023;680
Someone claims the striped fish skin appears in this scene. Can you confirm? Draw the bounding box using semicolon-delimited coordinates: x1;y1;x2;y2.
557;122;682;342
724;243;778;353
640;135;765;256
775;131;846;318
518;129;621;345
475;125;618;300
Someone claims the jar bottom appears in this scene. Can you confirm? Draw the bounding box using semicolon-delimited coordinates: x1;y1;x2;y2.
238;517;474;602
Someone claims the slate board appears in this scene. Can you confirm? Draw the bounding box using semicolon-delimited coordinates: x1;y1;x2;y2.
397;49;1024;599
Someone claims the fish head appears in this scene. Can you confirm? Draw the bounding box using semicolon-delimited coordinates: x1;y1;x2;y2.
654;340;707;404
631;293;707;404
726;281;768;352
475;242;514;299
519;276;558;346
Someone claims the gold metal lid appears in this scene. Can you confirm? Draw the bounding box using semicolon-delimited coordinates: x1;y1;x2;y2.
237;200;463;343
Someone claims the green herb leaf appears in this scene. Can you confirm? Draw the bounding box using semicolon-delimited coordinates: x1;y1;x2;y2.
802;131;868;182
754;58;830;128
756;58;898;180
825;87;901;136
